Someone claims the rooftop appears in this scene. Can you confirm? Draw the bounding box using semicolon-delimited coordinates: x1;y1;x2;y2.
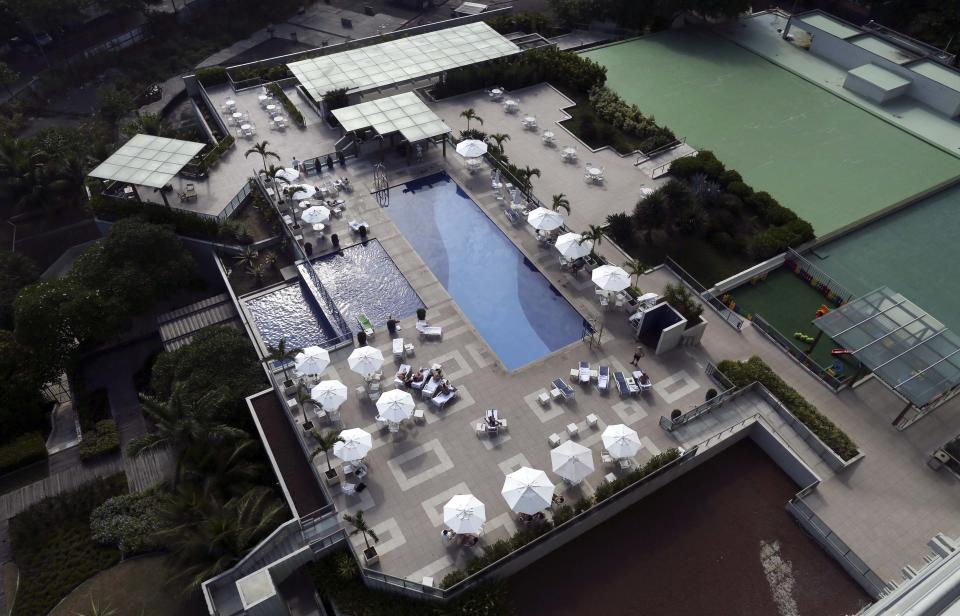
333;92;451;142
797;12;861;39
852;33;918;65
911;59;960;93
88;134;205;189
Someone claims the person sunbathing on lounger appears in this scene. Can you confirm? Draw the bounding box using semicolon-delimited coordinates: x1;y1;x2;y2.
410;370;425;385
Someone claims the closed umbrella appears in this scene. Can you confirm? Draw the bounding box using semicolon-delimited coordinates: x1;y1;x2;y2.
592;265;630;292
301;205;330;224
311;379;347;411
275;167;300;183
348;346;384;376
455;139;488;158
550;440;594;484
291;184;317;201
501;466;554;515
376;389;415;423
602;424;642;459
555;233;592;259
294;346;330;376
443;494;486;535
334;428;372;462
526;207;564;231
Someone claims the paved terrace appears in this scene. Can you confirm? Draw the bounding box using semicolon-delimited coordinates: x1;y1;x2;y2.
254;138;960;588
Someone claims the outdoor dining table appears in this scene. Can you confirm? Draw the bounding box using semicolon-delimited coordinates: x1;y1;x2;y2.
523;116;536;125
562;147;577;158
266;104;278;113
587;167;603;178
232;112;243;123
240;123;251;131
543;131;555;141
273;116;284;123
312;223;325;232
225;99;236;108
504;100;519;112
491;88;503;97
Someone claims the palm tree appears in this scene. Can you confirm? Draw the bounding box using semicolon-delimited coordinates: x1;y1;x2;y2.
634;191;667;246
246;261;266;285
581;224;605;256
233;247;259;269
310;429;344;473
74;599;118;616
520;165;540;194
50;154;88;206
343;510;379;553
182;439;264;498
295;382;318;430
623;258;649;287
263;338;302;384
551;193;570;215
489;132;510;156
245;141;280;177
129;386;247;485
123;111;169;138
459;108;483;130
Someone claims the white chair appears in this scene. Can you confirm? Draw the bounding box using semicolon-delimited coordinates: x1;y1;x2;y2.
392;338;404;360
566;423;579;437
404;343;415;356
476;423;487;438
601;450;614;465
586;413;599;428
342;482;357;495
413;408;425;423
548;433;561;448
537;391;551;406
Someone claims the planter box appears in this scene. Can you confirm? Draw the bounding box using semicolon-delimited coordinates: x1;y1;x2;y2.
325;468;340;486
363;547;379;565
283;380;297;396
680;315;708;347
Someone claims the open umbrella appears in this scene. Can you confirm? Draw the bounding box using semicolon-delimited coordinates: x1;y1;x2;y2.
333;428;372;462
301;205;330;224
294;346;330;376
348;346;384;376
311;379;347;411
602;424;641;459
275;167;300;183
501;466;554;515
443;494;486;535
291;184;317;201
376;389;415;423
555;232;592;259
592;265;630;292
526;207;564;231
455;139;488;158
550;440;594;484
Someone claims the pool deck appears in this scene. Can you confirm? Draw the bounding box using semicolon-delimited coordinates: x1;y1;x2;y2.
264;145;960;588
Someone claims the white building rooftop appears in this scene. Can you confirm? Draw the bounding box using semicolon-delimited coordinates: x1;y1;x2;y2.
88;134;205;189
332;92;451;142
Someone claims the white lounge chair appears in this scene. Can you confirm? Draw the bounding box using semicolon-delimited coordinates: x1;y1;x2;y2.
596;366;610;393
392;338;405;360
578;361;590;384
394;364;411;386
431;387;458;409
416;321;442;339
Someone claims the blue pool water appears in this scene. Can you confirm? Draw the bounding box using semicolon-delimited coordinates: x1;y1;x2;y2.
387;173;586;371
245;240;422;349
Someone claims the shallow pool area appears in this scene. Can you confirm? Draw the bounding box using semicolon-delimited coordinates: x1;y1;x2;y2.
386;173;587;371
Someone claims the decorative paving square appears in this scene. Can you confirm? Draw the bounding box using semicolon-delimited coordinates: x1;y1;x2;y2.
420;482;471;527
653;370;701;404
387;439;455;491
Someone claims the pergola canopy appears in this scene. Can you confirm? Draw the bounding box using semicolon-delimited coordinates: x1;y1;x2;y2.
288;22;519;99
332;93;451;142
814;287;960;409
88;134;205;189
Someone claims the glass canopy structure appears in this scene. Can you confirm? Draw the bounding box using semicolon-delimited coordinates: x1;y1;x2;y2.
287;22;520;99
331;93;451;142
88;134;205;189
814;287;960;427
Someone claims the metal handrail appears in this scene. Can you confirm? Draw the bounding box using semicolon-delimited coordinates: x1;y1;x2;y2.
662;256;746;331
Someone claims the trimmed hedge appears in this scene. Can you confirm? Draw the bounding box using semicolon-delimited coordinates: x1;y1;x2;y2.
267;83;304;126
90;490;168;556
79;420;120;461
716;356;859;460
592;448;681;503
588;85;676;153
89;194;221;240
195;66;229;87
0;432;47;475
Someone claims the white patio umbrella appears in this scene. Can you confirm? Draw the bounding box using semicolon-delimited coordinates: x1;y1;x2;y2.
602;424;642;459
348;346;384;376
455;139;488;158
443;494;486;535
501;466;555;515
294;346;330;376
376;389;415;423
275;167;300;183
301;205;331;224
291;184;317;201
555;232;593;259
311;379;348;411
592;265;631;292
526;207;564;231
550;440;595;484
334;428;372;462
640;186;655;197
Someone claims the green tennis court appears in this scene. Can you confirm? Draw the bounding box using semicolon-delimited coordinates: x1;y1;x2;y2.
582;30;960;236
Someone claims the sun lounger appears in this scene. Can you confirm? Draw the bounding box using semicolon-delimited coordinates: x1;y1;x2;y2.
624;375;641;395
422;376;441;399
394;364;411;387
578;361;590;384
597;366;609;393
552;378;575;400
431;387;458;409
357;313;374;337
614;371;630;397
416;321;442;339
409;368;430;391
392;338;405;359
632;370;654;392
504;207;521;224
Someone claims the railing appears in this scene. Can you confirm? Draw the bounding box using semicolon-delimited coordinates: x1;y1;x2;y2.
750;314;846;391
650;149;695;179
785;248;854;306
635;136;686;165
660;363;739;431
663;256;746;331
216;179;252;221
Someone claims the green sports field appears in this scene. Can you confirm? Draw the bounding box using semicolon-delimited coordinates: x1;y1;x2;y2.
582;30;960;236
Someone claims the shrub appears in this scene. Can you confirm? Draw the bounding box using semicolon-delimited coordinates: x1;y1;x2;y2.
80;419;120;461
90;490;167;555
552;504;574;526
486;11;551;34
663;282;704;324
0;432;47;475
440;569;467;589
89;194;221;241
716;356;859;460
195;66;228;87
706;388;718;400
267;83;304;126
749;219;815;259
605;212;633;248
573;497;591;515
588;86;676;152
75;387;110;432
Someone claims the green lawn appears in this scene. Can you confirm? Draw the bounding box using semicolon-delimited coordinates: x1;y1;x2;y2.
582;30;960;236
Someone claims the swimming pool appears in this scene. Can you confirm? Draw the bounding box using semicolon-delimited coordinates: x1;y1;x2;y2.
387;173;586;371
245;240;422;350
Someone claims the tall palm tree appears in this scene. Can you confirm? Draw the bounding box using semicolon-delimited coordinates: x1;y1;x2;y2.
129;386;247;485
551;193;570;215
623;258;649;287
263;338;302;384
520;165;541;194
233;247;259;269
245;141;280;177
634;191;668;246
459;108;483;130
310;429;344;472
182;439;264;498
489;132;510;156
343;510;379;552
123;111;170;139
581;224;605;256
74;599;118;616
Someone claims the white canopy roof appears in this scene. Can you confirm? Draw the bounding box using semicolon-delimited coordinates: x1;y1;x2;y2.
288;22;519;98
332;92;451;143
88;134;205;189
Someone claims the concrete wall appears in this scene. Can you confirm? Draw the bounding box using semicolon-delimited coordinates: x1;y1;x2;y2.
657;318;686;354
712;253;785;294
749;421;819;487
680;316;707;347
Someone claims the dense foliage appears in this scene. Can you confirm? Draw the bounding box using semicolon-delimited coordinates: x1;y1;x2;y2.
79;419;120;461
716;356;859;460
588;86;676;153
267;83;305;127
0;431;47;475
89;193;222;240
0;251;39;330
486;11;552;34
0;331;51;439
9;474;127;616
91;490;170;556
871;0;960;52
549;0;751;29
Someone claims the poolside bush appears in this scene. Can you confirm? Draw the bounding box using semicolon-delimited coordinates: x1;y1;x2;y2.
0;432;47;475
90;490;168;556
80;420;120;461
715;356;859;460
594;448;682;504
267;83;305;127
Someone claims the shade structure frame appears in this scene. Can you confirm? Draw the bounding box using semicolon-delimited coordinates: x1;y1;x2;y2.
88;134;206;189
331;92;451;144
